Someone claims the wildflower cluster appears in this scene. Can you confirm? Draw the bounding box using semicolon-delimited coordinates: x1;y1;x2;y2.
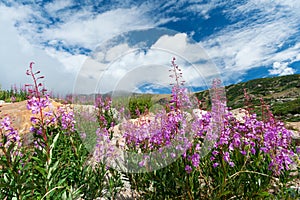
119;58;197;169
93;127;116;166
56;105;76;133
208;102;295;175
1;59;297;199
0;116;22;156
26;62;76;138
0;62;124;199
94;95;115;129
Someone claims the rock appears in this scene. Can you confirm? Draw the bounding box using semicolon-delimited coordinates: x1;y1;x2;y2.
192;109;208;119
0;99;64;136
287;122;300;132
230;108;248;122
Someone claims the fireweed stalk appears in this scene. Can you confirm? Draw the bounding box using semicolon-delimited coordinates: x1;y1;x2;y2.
25;62;77;195
26;62;51;142
121;58;195;169
26;63;76;142
93;95;118;165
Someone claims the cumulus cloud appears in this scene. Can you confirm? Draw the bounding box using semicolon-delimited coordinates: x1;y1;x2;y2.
74;32;219;94
269;62;295;76
0;3;79;94
0;0;182;94
0;2;166;93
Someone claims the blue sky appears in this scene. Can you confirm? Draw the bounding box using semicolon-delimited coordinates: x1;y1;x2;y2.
0;0;299;94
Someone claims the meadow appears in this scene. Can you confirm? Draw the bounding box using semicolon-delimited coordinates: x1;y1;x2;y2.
0;59;299;199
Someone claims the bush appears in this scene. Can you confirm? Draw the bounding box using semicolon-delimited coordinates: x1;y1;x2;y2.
128;94;153;118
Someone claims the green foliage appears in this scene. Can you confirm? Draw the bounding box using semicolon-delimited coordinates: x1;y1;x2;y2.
272;97;300;121
126;156;202;199
124;144;299;199
0;143;33;199
0;126;123;199
0;87;28;102
128;94;153;118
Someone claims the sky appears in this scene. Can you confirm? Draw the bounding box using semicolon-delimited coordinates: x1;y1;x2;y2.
0;0;299;95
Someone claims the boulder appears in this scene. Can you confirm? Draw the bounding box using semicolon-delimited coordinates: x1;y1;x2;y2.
0;99;64;136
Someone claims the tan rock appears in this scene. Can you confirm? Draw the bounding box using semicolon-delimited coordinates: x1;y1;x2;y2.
0;99;64;136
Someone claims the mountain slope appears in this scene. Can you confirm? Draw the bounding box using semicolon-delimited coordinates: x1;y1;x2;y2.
195;74;300;122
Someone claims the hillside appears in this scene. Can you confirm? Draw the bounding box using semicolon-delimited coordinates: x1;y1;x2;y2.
1;74;300;127
195;74;300;122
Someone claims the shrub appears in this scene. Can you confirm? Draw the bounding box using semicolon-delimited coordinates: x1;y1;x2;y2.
128;94;153;118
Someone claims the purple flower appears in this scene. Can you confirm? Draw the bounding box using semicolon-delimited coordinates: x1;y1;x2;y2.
185;165;192;174
171;153;176;158
212;150;219;156
56;106;75;132
251;147;256;155
240;150;247;155
27;95;51;115
10;96;16;103
190;153;200;167
213;163;219;168
223;151;230;163
0;117;22;155
139;160;146;167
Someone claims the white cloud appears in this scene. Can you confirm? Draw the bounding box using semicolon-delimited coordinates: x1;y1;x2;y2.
184;0;225;19
44;47;87;72
152;33;199;61
200;0;300;83
0;2;171;94
0;4;77;94
269;61;295;76
156;0;223;19
0;3;31;21
74;32;221;94
41;7;157;50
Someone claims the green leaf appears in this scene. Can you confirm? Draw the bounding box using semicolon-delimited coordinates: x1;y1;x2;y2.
257;191;271;197
34;166;47;178
47;160;59;180
57;177;67;186
49;133;60;161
